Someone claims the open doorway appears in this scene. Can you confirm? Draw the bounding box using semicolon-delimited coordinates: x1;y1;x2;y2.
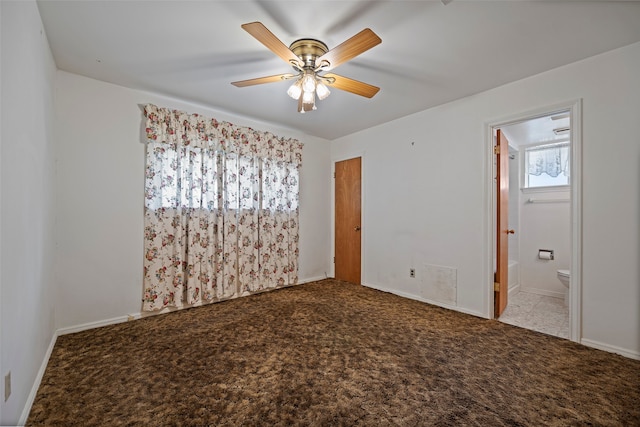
487;101;582;342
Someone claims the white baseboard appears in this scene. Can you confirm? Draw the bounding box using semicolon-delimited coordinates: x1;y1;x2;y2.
581;338;640;360
298;275;327;284
519;286;564;299
19;331;59;426
57;315;131;336
362;282;486;319
59;277;329;331
508;284;521;297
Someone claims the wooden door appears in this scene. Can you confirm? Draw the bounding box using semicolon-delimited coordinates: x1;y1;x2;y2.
335;157;361;284
495;130;509;317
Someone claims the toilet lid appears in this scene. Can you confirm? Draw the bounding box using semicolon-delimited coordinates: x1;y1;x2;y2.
558;269;570;277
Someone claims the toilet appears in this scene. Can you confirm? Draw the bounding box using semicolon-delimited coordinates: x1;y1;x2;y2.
557;269;570;306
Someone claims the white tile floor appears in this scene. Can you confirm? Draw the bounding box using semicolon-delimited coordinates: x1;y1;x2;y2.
498;291;569;339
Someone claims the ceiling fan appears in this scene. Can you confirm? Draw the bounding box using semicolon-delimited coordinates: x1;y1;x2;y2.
231;22;382;113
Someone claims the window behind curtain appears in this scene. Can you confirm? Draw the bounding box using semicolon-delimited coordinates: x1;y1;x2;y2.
142;104;302;311
145;145;299;212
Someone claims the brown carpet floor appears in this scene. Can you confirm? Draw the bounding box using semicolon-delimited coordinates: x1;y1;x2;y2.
27;280;640;426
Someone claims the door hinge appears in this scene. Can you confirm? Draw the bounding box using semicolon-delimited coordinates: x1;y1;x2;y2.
333;172;336;178
333;257;335;263
494;145;500;155
494;282;500;291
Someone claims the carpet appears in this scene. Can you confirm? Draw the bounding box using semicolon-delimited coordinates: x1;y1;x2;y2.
27;280;640;426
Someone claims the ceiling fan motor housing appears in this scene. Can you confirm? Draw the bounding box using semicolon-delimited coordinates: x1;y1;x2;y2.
289;39;329;70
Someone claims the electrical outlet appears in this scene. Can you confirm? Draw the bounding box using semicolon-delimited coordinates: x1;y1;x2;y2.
5;371;11;401
410;268;415;278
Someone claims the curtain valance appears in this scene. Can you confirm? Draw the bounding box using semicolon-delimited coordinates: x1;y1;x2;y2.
527;143;569;178
144;104;303;167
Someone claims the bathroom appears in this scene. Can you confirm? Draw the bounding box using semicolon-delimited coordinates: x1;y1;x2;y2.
498;111;571;338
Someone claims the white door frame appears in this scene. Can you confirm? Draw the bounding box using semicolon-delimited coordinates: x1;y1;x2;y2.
484;99;582;342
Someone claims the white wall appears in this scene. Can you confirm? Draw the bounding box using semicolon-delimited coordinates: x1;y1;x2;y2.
519;191;570;297
54;71;331;330
331;42;640;357
0;1;57;424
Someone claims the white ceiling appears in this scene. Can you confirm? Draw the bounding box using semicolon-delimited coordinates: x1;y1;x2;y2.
37;0;640;140
501;113;571;149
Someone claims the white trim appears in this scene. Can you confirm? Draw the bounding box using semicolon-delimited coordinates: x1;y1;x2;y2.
330;152;366;282
57;315;131;336
363;282;485;319
131;277;330;321
0;2;3;420
568;100;583;344
298;275;327;284
127;313;142;322
483;122;494;319
64;277;328;328
18;331;58;426
519;287;564;300
484;99;583;342
581;338;640;361
508;284;521;297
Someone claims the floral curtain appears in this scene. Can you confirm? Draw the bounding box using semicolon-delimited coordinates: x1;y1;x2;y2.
527;143;569;178
142;104;302;311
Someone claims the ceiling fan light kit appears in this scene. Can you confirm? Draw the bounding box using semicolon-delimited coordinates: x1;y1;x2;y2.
231;22;381;113
316;82;330;100
286;80;302;100
289;68;331;112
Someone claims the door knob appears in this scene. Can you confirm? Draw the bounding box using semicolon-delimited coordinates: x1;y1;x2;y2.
507;229;515;234
354;226;361;231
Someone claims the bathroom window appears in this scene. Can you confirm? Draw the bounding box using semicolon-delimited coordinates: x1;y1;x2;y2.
522;141;570;190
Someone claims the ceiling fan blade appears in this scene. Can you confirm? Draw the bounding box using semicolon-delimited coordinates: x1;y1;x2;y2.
231;73;295;87
241;22;303;68
315;28;381;71
323;73;380;98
